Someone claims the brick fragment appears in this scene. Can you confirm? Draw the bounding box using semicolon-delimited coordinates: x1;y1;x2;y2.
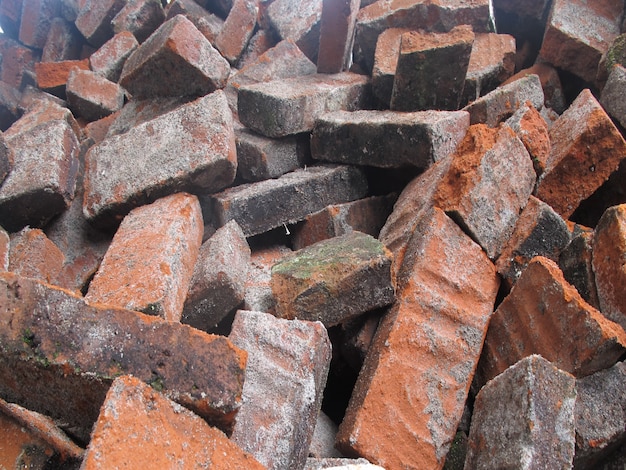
214;0;258;65
182;220;250;332
337;207;500;469
271;231;394;327
371;27;409;108
465;355;576;469
316;0;359;73
390;26;474;112
41;17;83;62
238;72;371;138
502;62;566;114
86;193;203;322
82;375;264;469
0;272;247;440
559;229;600;310
111;0;166;44
0;0;23;38
165;0;224;44
243;244;291;313
89;31;140;83
266;0;322;62
18;0;60;49
8;227;65;287
229;310;331;470
66;68;125;122
538;0;622;84
0;226;9;271
83;90;237;228
34;59;90;97
311;109;469;169
120;14;230;99
75;0;127;48
535;89;626;220
0;36;40;89
600;64;626;130
505;102;551;176
476;256;626;388
0;81;22;131
209;164;368;237
305;458;380;469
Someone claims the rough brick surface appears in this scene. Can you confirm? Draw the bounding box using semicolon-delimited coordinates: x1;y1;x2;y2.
209;164;368;237
559;229;600;310
503;62;566;114
0;226;9;271
18;0;59;49
465;355;576;469
86;193;203;322
75;0;127;48
214;0;258;64
83;90;237;228
119;14;230;99
271;231;395;327
165;0;224;44
41;17;83;62
505;103;551;176
34;59;90;96
316;0;359;73
371;27;409;108
8;227;65;287
82;375;264;469
311;109;469;169
66;68;125;121
337;207;500;470
111;0;165;44
229;310;331;470
89;31;139;83
476;256;626;388
0;35;39;89
0;81;22;131
535;89;626;220
244;245;292;313
309;411;343;458
182;220;250;332
600;64;626;130
305;458;381;469
0;133;12;184
266;0;322;62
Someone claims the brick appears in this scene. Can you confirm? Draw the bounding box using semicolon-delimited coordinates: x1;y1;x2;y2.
465;355;576;469
492;0;551;56
496;196;571;288
41;17;83;62
243;244;291;313
266;0;322;62
271;231;394;327
198;0;232;19
504;102;551;176
371;27;409;108
353;0;492;74
119;14;230;99
305;458;380;469
0;107;79;232
0;0;23;38
237;28;276;69
559;229;601;310
597;33;626;86
66;68;125;122
0;36;40;89
311;109;469;169
316;0;359;73
0;81;22;131
390;26;474;112
236;126;310;182
337;310;383;373
238;72;371;138
86;193;203;322
59;0;82;22
18;0;60;49
463;73;545;126
0;133;11;186
502;62;566;114
209;164;368;237
600;64;626;130
214;0;258;65
89;31;140;83
592;204;626;331
165;0;224;44
8;227;65;287
538;0;622;84
75;0;128;48
574;360;626;469
182;220;250;332
34;59;90;97
83;90;237;228
229;310;331;470
0;272;247;440
535;89;626;220
6;97;80;140
0;226;9;271
292;193;397;251
337;207;500;469
432;124;536;260
309;411;343;458
82;375;264;469
111;0;166;44
476;256;626;389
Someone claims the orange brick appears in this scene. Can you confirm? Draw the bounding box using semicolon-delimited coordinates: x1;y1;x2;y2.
8;227;65;287
214;0;258;64
34;59;90;95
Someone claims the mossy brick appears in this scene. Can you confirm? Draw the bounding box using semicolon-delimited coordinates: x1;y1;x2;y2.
82;375;264;469
8;227;66;288
83;90;237;229
111;0;165;44
75;0;127;48
597;33;626;86
476;256;626;389
209;164;368;237
316;0;360;73
266;0;322;62
214;0;258;65
229;310;331;470
237;72;371;138
0;271;247;441
89;31;139;83
66;68;125;122
182;220;250;332
337;207;500;469
271;231;395;327
465;355;576;469
600;64;626;130
41;17;83;63
535;89;626;220
86;193;203;322
311;109;469;169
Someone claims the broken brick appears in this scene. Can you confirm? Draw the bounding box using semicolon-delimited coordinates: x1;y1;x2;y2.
266;0;322;62
214;0;258;65
316;0;359;74
18;0;60;50
8;227;65;288
165;0;224;44
600;64;626;130
75;0;127;48
0;35;40;89
502;62;566;114
111;0;166;44
0;81;22;131
66;68;125;122
504;102;551;176
244;244;292;313
34;59;90;97
559;229;601;310
597;33;626;87
309;411;343;459
0;133;12;184
89;31;140;83
371;27;409;108
0;226;9;271
41;17;83;63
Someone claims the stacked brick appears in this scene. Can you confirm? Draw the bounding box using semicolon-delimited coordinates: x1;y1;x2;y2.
1;0;626;469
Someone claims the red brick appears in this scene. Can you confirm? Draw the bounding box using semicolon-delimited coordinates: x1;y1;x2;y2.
165;0;225;44
0;35;39;89
66;68;125;121
214;0;258;65
18;0;60;49
371;27;409;108
89;31;139;83
337;207;500;469
229;310;331;469
0;0;23;38
502;62;567;114
41;17;83;62
34;59;90;97
597;33;626;87
316;0;360;73
505;102;551;176
86;193;203;322
81;111;120;146
535;89;626;220
82;375;264;469
236;28;277;69
104;95;189;137
8;227;65;287
243;244;292;313
75;0;128;48
266;0;323;62
111;0;165;44
0;81;22;131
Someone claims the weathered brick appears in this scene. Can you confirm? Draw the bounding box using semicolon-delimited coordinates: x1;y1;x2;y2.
34;59;90;97
214;0;258;65
75;0;127;48
371;27;409;108
119;14;230;99
535;89;626;220
8;227;65;287
476;256;626;389
83;90;237;228
18;0;59;49
465;355;576;469
305;458;380;469
0;36;40;89
0;271;247;440
111;0;165;44
600;64;626;130
229;310;331;470
198;0;232;20
66;68;125;122
182;220;250;332
243;244;291;313
89;31;139;83
0;0;23;38
41;17;83;62
390;26;474;112
311;109;469;169
0;81;22;131
271;231;394;327
337;310;383;373
316;0;359;73
237;28;276;69
502;62;566;114
538;0;622;84
337;206;500;469
559;229;601;310
597;33;626;87
266;0;322;62
0;226;9;271
504;102;551;176
82;375;264;469
0;133;11;186
209;164;368;237
309;411;343;458
86;193;203;322
165;0;224;44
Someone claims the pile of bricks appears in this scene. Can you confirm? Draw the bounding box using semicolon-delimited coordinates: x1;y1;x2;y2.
1;0;626;468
